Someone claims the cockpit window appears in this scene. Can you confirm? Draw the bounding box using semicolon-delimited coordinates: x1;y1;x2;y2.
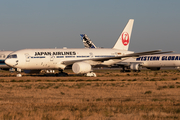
7;54;17;58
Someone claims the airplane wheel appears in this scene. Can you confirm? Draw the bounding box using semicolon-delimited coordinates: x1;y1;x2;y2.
84;72;97;77
56;72;68;76
17;74;22;77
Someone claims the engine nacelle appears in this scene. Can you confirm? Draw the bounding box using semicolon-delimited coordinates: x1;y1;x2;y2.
130;64;140;70
72;62;92;74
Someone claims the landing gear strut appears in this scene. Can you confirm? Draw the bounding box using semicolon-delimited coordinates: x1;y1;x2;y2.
120;67;131;72
122;66;125;72
16;68;22;77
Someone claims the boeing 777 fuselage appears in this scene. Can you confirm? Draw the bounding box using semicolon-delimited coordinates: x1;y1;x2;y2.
5;48;133;70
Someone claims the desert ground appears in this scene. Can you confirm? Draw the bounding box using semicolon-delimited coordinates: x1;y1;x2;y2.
0;69;180;120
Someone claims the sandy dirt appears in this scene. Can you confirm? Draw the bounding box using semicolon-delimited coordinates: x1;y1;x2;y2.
0;69;180;120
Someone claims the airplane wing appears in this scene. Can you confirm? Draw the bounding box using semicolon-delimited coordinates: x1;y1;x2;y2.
118;50;174;58
62;50;173;65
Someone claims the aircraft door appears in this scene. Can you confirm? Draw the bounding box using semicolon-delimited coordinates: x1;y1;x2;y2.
25;53;30;62
89;53;93;58
115;52;118;57
50;56;55;61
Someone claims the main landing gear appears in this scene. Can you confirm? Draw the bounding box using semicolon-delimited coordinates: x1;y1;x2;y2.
56;69;68;76
120;66;131;72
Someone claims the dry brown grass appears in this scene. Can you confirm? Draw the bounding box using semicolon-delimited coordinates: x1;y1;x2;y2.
0;69;180;120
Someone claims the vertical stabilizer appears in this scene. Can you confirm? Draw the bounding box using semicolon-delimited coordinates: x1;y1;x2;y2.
113;19;134;50
80;34;97;48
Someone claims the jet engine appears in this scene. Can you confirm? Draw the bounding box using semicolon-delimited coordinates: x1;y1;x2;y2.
72;62;92;74
130;63;140;70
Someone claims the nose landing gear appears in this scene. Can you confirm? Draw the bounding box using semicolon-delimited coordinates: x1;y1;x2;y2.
16;68;22;77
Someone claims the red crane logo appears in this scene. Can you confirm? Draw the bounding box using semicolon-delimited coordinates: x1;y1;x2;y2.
121;32;129;46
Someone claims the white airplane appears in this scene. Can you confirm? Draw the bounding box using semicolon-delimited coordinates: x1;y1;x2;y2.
5;19;172;77
0;50;13;70
80;34;180;71
118;54;180;71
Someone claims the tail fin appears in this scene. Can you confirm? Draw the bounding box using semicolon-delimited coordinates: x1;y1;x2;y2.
80;34;97;48
113;19;134;50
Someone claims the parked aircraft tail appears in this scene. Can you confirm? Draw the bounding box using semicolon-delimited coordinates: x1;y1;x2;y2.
113;19;134;50
80;34;97;48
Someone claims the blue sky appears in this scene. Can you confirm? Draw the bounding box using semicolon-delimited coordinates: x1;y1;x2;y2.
0;0;180;53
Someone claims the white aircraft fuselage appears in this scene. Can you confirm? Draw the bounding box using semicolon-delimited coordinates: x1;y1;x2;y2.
5;48;133;70
127;54;180;67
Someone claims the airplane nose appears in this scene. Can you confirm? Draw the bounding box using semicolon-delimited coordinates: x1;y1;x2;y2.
5;59;13;67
